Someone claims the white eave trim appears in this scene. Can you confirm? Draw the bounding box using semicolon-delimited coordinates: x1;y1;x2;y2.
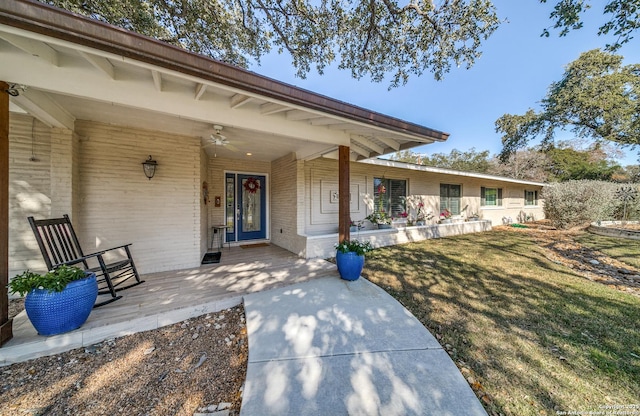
360;158;546;187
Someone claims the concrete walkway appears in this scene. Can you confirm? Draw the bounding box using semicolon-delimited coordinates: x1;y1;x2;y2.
241;275;487;415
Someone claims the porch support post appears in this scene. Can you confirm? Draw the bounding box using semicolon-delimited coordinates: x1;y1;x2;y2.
338;145;350;243
0;81;13;346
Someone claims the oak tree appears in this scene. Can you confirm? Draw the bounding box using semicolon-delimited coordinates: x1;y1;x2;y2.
496;49;640;161
41;1;639;86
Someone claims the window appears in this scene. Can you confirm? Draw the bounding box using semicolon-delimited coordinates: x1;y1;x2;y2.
374;177;406;217
525;190;538;206
481;187;502;206
440;184;461;215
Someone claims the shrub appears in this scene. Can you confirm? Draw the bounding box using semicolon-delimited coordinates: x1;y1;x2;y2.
542;181;640;229
9;265;87;296
335;239;373;255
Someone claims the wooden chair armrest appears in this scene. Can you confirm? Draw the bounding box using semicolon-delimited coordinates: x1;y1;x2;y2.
86;243;133;257
102;243;133;252
54;244;133;268
59;252;104;265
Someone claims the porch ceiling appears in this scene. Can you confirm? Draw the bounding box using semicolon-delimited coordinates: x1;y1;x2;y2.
0;1;449;162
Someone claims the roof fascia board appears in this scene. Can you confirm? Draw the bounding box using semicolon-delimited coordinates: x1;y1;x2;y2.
360;159;546;187
0;0;449;143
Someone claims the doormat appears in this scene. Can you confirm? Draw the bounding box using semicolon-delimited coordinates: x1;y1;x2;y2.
201;252;221;264
240;243;270;249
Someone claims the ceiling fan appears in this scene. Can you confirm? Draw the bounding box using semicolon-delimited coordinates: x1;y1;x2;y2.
203;124;239;156
208;125;229;146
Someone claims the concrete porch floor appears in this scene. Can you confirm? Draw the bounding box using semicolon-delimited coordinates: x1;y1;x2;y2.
1;244;336;366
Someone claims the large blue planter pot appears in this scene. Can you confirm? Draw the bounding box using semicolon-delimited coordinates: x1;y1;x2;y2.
336;251;365;281
25;273;98;336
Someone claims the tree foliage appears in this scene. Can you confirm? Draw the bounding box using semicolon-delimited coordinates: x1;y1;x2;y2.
496;49;640;161
40;1;640;86
393;143;626;183
541;0;640;51
487;149;551;182
42;0;501;87
390;148;491;173
545;143;621;181
613;164;640;182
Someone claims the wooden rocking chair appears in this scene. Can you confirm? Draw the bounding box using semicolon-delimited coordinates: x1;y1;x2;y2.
28;215;145;307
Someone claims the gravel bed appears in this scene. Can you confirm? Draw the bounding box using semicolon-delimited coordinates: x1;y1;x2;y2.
1;304;248;416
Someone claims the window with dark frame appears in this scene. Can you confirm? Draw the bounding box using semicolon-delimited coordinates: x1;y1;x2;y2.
481;187;503;206
440;184;461;215
524;190;538;206
374;177;407;217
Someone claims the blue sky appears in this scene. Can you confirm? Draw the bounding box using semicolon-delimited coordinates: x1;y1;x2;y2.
254;1;640;166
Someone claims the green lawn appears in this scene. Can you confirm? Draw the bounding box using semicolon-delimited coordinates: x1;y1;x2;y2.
363;230;640;416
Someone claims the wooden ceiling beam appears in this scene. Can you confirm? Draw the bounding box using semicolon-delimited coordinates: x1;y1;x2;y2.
12;89;75;130
78;51;114;79
351;135;385;155
151;70;162;92
0;33;58;66
194;83;207;100
376;136;401;151
230;94;252;109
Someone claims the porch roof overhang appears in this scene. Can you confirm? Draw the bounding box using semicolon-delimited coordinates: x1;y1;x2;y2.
0;0;449;162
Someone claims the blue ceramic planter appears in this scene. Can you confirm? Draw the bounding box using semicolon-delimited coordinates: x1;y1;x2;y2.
25;273;98;336
336;251;365;281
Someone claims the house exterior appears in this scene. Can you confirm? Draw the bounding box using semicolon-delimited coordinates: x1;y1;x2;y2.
295;158;544;258
0;1;544;343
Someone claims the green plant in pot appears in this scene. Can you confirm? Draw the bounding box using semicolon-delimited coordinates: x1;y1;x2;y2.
9;265;98;336
366;211;392;229
334;239;373;281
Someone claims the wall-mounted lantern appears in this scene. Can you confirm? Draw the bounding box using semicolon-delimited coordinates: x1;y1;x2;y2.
142;155;157;180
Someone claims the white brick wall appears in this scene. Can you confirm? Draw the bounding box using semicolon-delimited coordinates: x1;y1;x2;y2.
50;127;74;217
304;158;544;234
271;153;306;254
73;120;202;273
306;220;493;258
8;114;52;276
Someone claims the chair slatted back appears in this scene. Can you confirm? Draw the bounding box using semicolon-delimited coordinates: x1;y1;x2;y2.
28;215;86;270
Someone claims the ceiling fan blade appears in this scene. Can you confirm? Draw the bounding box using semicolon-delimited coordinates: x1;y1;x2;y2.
225;144;240;152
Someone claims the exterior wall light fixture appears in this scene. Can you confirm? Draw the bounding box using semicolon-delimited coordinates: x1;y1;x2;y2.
142;155;158;180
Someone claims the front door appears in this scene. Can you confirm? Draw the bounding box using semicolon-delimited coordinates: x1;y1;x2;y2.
225;173;267;242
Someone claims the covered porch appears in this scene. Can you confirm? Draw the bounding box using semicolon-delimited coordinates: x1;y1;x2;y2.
1;244;336;365
0;0;449;346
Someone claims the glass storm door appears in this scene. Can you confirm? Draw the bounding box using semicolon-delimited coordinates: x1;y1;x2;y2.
225;173;267;242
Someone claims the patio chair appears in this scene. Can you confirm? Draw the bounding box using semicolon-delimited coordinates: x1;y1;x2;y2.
28;215;145;307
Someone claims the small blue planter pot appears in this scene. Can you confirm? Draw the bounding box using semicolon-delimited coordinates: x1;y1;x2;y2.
25;273;98;336
336;251;365;281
